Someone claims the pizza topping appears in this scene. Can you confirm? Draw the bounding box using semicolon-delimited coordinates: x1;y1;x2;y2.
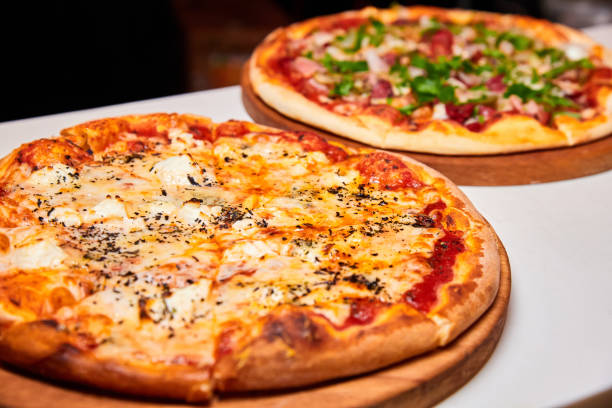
404;231;465;313
356;152;423;190
270;11;609;131
341;297;381;327
151;155;215;188
0;116;493;397
7;239;67;270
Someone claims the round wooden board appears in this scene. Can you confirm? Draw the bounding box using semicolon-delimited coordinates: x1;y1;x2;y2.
241;63;612;186
0;237;510;408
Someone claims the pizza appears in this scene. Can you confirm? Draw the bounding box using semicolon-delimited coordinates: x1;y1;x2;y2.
0;113;500;401
249;6;612;155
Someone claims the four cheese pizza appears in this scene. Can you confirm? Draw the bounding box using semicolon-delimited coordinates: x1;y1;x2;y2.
0;114;500;401
250;6;612;154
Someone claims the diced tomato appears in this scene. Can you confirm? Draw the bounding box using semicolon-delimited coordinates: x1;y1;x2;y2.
445;103;474;123
291;56;323;78
486;74;506;92
466;122;484;132
371;79;393;98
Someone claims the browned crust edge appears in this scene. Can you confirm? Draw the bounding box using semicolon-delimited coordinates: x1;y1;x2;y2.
0;321;213;402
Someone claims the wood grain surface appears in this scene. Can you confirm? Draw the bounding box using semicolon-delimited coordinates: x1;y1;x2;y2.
0;236;510;408
241;63;612;186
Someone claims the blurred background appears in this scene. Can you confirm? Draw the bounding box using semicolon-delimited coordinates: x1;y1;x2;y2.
3;0;612;122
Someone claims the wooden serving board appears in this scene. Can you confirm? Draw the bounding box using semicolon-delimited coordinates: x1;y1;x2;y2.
0;237;510;408
241;63;612;186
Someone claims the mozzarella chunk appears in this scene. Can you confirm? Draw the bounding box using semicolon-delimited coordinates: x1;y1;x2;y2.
11;240;66;269
564;43;588;61
84;198;127;222
26;164;77;187
168;129;204;150
51;207;82;227
142;200;178;216
151;155;214;188
146;280;211;325
432;103;449;120
77;287;139;326
317;169;359;187
177;202;220;226
222;240;276;264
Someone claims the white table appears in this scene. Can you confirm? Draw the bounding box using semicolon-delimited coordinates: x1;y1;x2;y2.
2;26;611;408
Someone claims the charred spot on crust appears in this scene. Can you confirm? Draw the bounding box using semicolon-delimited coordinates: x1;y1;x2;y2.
39;319;59;329
413;214;435;228
263;312;325;348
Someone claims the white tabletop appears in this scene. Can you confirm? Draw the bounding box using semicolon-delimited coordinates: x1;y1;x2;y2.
2;26;611;408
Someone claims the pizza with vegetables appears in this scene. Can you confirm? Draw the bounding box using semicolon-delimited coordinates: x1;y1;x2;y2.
0;113;500;402
249;6;612;154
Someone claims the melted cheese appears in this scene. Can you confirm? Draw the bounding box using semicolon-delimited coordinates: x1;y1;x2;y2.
151;155;214;188
0;121;477;368
26;164;77;187
10;240;66;269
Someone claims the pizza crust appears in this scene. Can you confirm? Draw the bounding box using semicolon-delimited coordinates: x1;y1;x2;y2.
0;114;502;400
0;321;213;402
250;6;612;155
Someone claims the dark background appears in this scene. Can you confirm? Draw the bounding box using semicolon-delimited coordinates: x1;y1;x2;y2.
2;0;611;122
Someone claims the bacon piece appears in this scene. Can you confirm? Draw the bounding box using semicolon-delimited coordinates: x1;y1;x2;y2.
214;120;250;140
282;130;348;163
291;56;323;78
364;49;389;74
429;28;453;57
486;74;506;92
356;152;422;190
524;100;550;124
457;72;480;88
508;95;524;113
445;103;474;124
371;79;393;98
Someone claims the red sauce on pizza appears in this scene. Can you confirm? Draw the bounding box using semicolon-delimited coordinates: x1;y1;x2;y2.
403;201;466;312
424;200;446;215
189;124;213;141
404;231;465;312
214;120;251;140
281;131;348;162
356;152;422;190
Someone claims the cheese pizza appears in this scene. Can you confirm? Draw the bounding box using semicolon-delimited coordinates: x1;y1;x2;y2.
250;6;612;154
0;114;500;401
